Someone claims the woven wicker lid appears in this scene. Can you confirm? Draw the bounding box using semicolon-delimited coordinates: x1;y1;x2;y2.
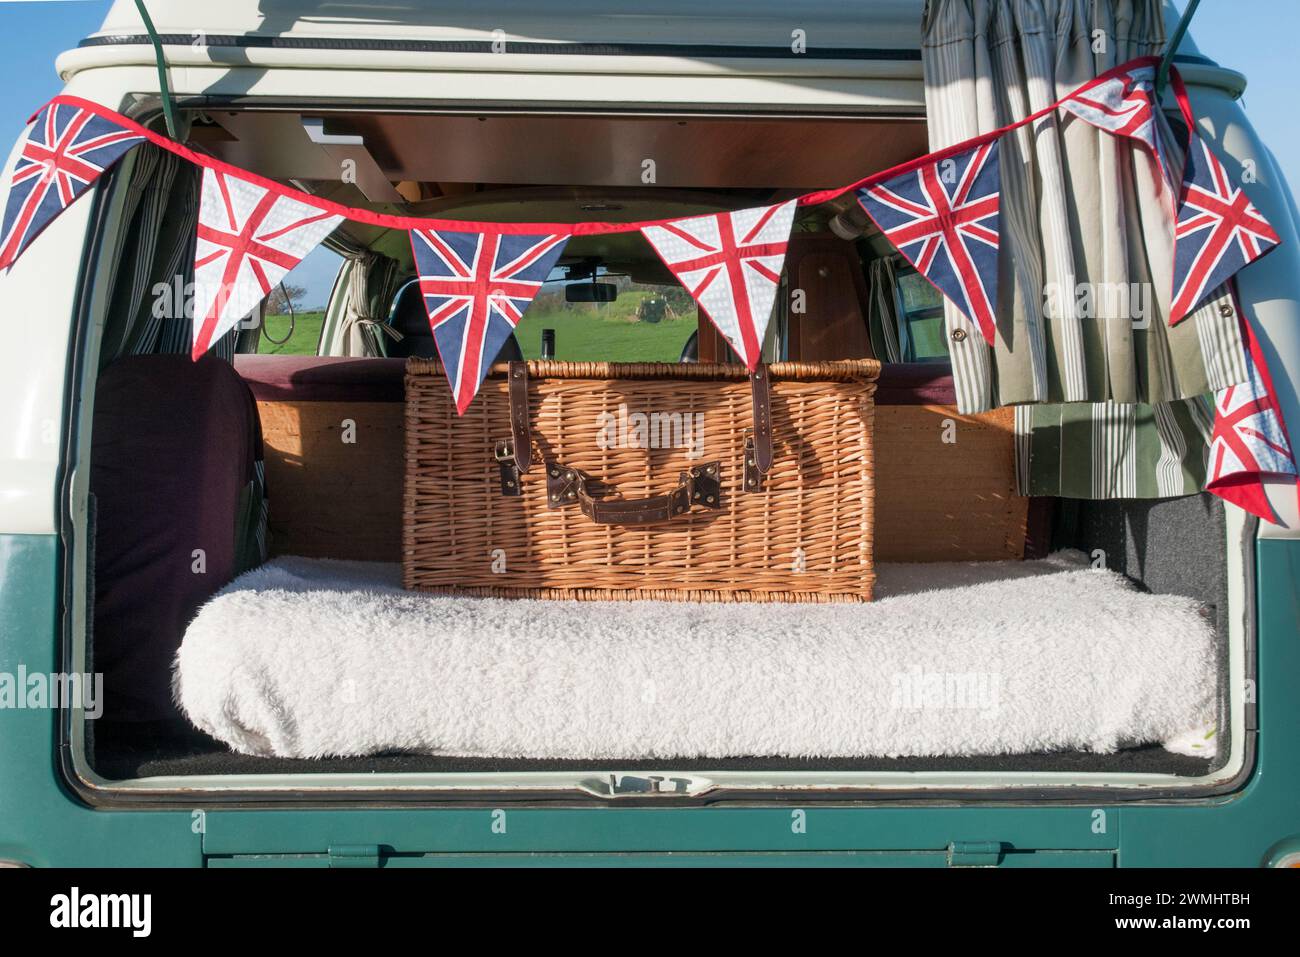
405;358;881;383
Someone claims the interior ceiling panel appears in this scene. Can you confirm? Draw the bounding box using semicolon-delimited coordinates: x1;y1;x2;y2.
201;111;341;181
354;113;926;190
201;111;927;193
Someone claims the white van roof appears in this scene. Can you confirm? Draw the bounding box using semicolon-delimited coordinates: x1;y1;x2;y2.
83;0;925;58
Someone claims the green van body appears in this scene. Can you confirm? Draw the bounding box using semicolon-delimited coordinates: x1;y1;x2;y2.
0;534;1296;866
1;1;1299;867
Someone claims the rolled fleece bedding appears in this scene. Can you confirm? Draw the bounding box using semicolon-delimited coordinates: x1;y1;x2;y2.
173;552;1218;761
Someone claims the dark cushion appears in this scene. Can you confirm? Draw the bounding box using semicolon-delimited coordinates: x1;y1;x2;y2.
235;355;407;402
235;355;957;406
91;355;262;723
874;361;956;405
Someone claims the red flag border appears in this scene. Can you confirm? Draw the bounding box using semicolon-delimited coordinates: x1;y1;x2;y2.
19;55;1171;240
6;53;1295;464
1204;283;1300;525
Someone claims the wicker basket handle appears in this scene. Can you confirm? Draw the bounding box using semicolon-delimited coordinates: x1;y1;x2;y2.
494;362;773;497
545;461;723;526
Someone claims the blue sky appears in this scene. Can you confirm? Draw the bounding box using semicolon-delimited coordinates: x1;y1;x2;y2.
0;1;1295;309
0;0;341;309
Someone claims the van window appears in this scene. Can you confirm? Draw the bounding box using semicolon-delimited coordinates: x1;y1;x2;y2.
514;275;698;362
895;269;948;362
256;279;326;355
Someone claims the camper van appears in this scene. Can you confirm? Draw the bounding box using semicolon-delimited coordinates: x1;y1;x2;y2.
0;0;1297;869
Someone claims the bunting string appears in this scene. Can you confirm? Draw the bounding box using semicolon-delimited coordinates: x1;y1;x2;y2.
0;52;1293;522
7;54;1176;240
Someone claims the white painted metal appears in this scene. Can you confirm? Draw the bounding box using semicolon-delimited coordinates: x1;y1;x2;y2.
83;0;925;56
0;0;1283;795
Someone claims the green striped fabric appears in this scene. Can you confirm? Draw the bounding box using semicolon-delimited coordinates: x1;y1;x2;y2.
1015;398;1214;499
921;0;1237;501
867;256;905;363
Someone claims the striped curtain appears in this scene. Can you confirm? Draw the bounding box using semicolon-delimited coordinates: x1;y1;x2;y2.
96;138;265;557
867;255;906;363
99;144;176;361
922;0;1232;498
92;143;223;362
1015;398;1212;498
333;253;403;356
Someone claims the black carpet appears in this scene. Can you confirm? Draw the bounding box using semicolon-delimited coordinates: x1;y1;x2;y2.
91;720;1214;781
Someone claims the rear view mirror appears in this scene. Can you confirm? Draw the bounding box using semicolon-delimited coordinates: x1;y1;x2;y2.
566;282;618;303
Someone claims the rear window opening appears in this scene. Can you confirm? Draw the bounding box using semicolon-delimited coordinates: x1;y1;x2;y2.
515;274;701;363
66;104;1246;802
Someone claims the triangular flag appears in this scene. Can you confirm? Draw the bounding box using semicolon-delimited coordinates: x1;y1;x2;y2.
1171;135;1280;324
1059;63;1177;203
1059;64;1175;167
856;140;1001;345
192;168;342;358
409;227;568;414
1060;65;1161;150
0;102;143;270
641;200;795;370
1206;297;1298;525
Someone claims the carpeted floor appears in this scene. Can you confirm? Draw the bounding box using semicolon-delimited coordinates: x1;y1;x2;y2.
91;718;1214;780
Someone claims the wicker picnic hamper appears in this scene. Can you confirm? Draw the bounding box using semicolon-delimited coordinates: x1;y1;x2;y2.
403;358;879;602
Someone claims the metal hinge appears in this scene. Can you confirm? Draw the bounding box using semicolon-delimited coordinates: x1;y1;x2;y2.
946;841;1005;867
328;844;381;868
578;773;715;798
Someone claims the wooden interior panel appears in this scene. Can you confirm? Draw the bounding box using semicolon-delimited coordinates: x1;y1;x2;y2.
695;317;732;364
873;405;1028;562
697;233;874;363
257;401;404;562
256;399;1027;565
786;234;872;361
209;111;928;192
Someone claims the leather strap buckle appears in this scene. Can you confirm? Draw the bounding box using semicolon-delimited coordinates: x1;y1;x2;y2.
546;460;722;525
495;362;534;497
745;364;773;493
495;440;522;496
508;361;533;474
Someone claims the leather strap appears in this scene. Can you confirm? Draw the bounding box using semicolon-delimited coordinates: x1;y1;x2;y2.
495;441;522;496
507;361;533;473
750;365;773;472
547;462;722;526
496;365;775;497
744;365;773;492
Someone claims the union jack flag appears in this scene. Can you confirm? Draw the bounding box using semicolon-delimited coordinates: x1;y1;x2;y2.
1060;66;1161;155
0;102;143;270
641;200;796;370
410;227;568;413
1171;135;1280;324
192;168;342;358
1060;64;1176;200
856;141;1001;345
1206;302;1297;525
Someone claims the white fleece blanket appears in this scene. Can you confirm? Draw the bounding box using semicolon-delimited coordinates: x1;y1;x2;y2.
173;553;1218;760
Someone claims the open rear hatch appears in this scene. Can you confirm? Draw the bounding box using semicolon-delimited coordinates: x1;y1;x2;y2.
67;104;1247;803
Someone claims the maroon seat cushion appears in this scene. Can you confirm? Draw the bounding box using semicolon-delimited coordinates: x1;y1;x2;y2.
874;361;956;405
234;354;407;403
91;355;262;723
234;355;958;406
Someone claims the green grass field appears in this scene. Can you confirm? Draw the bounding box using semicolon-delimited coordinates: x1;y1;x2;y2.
257;311;325;355
516;290;696;362
515;310;695;362
253;291;697;362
